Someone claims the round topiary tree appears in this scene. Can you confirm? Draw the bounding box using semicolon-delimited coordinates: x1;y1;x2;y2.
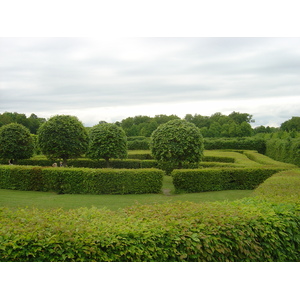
37;115;88;166
87;123;127;167
150;119;204;172
0;123;34;164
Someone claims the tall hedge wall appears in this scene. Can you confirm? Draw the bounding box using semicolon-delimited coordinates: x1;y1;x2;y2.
172;167;283;193
0;165;164;194
265;138;300;167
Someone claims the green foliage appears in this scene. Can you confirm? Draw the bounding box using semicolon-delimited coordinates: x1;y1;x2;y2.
37;115;88;165
280;116;300;132
0;199;299;262
127;137;150;150
87;123;127;167
172;168;284;193
0;112;46;134
0;165;164;195
150;119;204;169
0;123;34;162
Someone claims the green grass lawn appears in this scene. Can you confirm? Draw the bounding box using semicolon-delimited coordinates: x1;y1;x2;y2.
0;176;253;210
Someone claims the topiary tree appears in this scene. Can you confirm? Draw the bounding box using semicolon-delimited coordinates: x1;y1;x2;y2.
150;119;204;171
37;115;88;166
87;123;127;167
0;123;34;164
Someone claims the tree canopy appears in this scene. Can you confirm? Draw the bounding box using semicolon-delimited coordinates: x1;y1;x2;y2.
150;119;204;169
87;123;127;167
37;115;88;165
0;123;34;163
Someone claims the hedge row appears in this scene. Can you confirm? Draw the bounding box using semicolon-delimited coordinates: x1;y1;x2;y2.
1;199;299;261
172;167;284;193
0;165;164;194
204;137;266;154
0;158;157;169
1;155;236;172
265;138;300;167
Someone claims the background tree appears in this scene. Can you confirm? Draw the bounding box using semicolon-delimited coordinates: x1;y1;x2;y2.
87;123;127;167
0;112;46;134
37;115;88;166
281;117;300;132
0;123;34;163
150;119;204;169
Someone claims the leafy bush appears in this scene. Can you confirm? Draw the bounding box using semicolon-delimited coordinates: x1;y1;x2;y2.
0;166;164;194
0;199;299;262
172;168;284;193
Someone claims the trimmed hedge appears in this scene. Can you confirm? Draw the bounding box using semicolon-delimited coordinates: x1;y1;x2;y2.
204;137;266;154
0;199;299;262
0;165;164;194
172;167;284;193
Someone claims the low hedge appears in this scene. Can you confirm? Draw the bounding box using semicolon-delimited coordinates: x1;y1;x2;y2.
172;167;284;193
0;199;299;262
0;165;164;194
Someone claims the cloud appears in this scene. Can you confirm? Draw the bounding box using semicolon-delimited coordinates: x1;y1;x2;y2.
1;37;300;127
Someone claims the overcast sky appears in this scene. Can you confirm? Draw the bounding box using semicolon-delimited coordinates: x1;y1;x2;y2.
1;37;300;128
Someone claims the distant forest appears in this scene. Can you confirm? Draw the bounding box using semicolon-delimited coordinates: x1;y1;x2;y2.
1;111;300;138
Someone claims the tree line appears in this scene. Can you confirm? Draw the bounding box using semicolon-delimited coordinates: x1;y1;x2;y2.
1;111;300;138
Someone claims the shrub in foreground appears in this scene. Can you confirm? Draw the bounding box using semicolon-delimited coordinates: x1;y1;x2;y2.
0;199;299;262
